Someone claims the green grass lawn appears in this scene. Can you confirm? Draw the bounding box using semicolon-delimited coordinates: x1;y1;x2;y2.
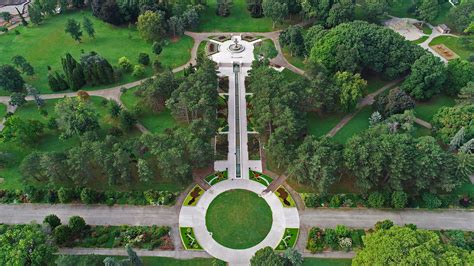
206;189;272;249
429;35;474;60
333;107;372;144
0;11;193;95
254;39;278;59
303;258;352;266
307;112;345;138
422;24;432;35
412;35;429;44
0;103;6;118
198;0;296;32
120;86;178;133
364;75;393;94
414;95;456;122
282;47;306;70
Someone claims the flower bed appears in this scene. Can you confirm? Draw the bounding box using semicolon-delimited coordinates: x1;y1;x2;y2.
0;187;177;206
276;228;299;251
212;35;231;42
77;225;173;250
275;186;296;207
204;171;229;186
179;227;203;250
249;170;273;186
183;185;204;206
307;225;365;253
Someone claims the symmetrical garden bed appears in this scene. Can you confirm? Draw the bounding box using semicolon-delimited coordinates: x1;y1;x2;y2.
179;227;202;250
183;185;204;206
249;170;273;187
276;228;299;251
275;186;296;207
204;171;229;186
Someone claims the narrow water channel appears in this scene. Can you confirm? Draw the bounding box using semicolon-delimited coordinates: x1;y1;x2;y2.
233;63;241;178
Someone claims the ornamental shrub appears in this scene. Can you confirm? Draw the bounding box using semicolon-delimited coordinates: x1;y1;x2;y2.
304;194;320;207
58;187;74;203
80;188;95;204
132;65;145;78
391;191;408;208
118;57;133;72
368;192;385;208
329;195;342;208
375;219;394;231
43;214;61;229
324;228;339;249
422;193;442;209
138;53;150;66
68;216;86;236
335;225;350;238
54;224;72;245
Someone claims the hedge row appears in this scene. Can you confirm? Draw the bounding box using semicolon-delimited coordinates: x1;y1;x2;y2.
44;215;173;250
302;191;473;209
0;186;178;206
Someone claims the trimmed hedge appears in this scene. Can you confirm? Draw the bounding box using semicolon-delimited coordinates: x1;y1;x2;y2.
302;192;473;209
0;186;178;206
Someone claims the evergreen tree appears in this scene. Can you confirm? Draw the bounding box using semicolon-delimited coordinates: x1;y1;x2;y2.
65;18;83;42
61;53;85;90
82;17;95;38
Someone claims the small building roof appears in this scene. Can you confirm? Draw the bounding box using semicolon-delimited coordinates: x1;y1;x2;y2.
438;24;451;31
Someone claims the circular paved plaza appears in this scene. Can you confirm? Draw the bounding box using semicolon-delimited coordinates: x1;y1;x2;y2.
179;179;300;265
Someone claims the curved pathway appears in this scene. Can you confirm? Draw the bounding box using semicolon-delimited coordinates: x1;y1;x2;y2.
179;179;299;265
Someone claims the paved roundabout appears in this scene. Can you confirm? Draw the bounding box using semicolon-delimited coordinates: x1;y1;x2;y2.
179;179;300;265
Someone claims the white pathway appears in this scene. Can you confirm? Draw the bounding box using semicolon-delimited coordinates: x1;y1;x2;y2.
179;179;299;265
179;36;299;265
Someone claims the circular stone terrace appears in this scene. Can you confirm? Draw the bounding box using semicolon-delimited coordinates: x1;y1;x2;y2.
179;179;300;265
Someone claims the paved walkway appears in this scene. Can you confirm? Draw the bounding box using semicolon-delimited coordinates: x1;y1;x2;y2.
179;179;300;265
327;78;404;137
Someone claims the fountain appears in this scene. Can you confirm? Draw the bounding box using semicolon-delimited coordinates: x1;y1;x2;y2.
228;36;245;53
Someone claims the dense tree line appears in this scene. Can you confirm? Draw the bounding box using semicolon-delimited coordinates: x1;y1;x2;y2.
49;52;115;91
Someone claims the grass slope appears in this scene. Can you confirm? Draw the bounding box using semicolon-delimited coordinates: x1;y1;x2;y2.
206;189;272;249
120;86;177;133
0;11;193;94
307;112;345;138
333;107;372;144
414;95;456;122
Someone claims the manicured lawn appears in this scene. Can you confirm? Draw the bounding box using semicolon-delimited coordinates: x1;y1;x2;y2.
333;107;372;144
198;0;296;32
254;39;277;59
429;36;473;60
412;35;429;44
120;86;177;133
414;95;456;122
303;258;352;266
0;103;6;118
307;112;345;138
0;11;193;94
282;47;306;70
206;189;272;249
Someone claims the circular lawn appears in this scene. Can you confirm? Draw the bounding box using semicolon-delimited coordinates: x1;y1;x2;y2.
205;189;273;249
